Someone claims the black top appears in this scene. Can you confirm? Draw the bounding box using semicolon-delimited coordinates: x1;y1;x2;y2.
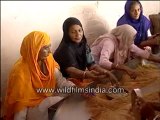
53;17;95;77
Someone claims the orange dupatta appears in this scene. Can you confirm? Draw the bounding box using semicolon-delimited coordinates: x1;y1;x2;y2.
4;31;59;120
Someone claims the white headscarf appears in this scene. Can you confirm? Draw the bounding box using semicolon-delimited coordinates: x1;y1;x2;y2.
91;24;137;65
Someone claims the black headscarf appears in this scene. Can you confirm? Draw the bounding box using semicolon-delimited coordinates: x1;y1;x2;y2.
54;17;95;77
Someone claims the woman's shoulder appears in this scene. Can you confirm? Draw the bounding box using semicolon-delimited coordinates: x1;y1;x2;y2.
58;42;73;51
142;15;150;21
141;15;151;29
54;43;74;60
143;15;150;22
10;58;29;75
117;15;128;26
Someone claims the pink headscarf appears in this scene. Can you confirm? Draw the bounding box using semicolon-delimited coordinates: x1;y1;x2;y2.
91;24;137;65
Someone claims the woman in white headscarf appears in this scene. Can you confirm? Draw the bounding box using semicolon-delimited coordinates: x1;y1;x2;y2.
91;24;160;80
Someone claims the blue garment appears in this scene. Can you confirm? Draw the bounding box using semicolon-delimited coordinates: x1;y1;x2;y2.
117;1;151;45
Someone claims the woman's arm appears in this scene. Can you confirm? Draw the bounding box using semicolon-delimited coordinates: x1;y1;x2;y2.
140;37;160;47
130;44;150;59
140;33;160;47
130;44;160;63
92;40;137;79
111;64;138;79
89;64;119;86
55;68;75;88
148;53;160;63
65;67;103;80
96;39;115;70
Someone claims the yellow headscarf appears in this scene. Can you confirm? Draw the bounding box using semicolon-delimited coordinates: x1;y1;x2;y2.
4;31;59;120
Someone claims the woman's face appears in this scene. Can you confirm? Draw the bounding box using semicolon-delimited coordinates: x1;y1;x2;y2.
129;3;141;20
38;44;51;60
68;24;83;43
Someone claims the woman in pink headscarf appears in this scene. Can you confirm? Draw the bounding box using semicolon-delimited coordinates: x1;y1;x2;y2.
91;24;160;80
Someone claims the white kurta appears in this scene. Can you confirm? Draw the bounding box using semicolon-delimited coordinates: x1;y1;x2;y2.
14;68;75;120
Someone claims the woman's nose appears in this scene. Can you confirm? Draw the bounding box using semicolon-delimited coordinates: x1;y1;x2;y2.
135;10;139;15
48;47;52;53
76;32;81;37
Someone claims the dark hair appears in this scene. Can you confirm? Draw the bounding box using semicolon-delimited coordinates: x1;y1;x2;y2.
62;17;86;44
63;17;83;35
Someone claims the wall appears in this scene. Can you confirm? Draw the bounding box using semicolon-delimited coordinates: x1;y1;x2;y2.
1;1;160;116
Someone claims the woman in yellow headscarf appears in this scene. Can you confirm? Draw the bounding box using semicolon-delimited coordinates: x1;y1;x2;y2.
4;31;75;120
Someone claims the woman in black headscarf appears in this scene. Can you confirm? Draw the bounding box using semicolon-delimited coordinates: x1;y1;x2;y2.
54;17;118;87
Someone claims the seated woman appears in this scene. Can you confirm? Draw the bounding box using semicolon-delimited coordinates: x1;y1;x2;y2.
117;1;151;46
90;24;160;80
131;81;160;120
53;17;118;87
4;31;76;120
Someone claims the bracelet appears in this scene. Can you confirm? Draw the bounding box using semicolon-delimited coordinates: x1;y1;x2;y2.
83;71;86;79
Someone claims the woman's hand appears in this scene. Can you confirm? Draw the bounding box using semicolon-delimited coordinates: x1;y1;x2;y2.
148;54;160;63
85;70;106;80
126;69;138;79
104;70;120;87
112;64;138;80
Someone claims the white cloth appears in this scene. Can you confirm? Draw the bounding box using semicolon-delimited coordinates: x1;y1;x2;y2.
14;68;75;120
